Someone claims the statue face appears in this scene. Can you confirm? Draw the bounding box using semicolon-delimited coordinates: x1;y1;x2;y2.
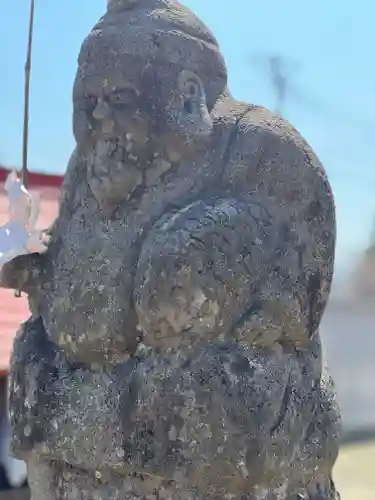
73;27;213;210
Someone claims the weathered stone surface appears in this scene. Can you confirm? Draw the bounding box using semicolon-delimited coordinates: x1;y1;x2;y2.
2;0;341;498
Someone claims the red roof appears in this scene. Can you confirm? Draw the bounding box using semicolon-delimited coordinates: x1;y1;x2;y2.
0;168;62;375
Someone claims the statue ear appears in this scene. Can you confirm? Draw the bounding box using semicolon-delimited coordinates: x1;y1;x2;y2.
177;70;207;112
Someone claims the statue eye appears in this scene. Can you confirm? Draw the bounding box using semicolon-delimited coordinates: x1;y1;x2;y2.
85;95;97;109
109;88;138;106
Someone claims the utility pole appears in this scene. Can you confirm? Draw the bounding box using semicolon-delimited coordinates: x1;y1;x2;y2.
249;53;300;116
269;55;288;116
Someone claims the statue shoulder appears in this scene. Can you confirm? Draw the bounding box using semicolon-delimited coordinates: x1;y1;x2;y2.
221;103;333;207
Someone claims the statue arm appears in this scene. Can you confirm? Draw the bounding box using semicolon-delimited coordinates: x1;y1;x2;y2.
135;119;336;349
134;197;301;348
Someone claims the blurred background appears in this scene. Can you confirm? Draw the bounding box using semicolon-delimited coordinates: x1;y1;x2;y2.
0;1;374;498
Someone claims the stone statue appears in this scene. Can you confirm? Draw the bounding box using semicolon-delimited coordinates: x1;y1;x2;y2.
1;0;341;498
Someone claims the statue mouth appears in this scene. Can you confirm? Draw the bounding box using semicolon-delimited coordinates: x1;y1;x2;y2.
97;135;145;167
88;134;173;209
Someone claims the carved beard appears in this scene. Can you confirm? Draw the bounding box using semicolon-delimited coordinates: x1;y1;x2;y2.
87;137;142;211
87;136;173;212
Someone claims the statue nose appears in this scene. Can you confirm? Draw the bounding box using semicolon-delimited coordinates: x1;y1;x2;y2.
93;97;112;121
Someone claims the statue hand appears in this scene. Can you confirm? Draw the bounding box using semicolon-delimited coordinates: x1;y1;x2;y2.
9;317;61;459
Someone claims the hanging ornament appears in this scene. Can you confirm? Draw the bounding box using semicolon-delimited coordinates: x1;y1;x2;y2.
0;170;46;269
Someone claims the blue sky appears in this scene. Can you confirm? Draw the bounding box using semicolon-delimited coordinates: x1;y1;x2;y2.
1;0;374;277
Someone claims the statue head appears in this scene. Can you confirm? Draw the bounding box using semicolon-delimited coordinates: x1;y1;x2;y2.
72;0;227;210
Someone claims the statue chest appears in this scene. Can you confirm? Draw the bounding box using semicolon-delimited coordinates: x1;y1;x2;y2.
39;206;148;365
